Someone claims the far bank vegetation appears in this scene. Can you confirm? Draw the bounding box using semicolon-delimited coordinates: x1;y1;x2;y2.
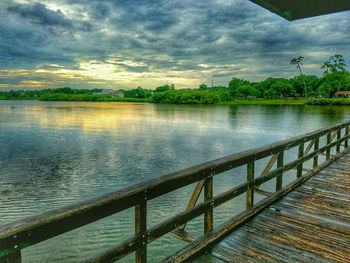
1;55;349;105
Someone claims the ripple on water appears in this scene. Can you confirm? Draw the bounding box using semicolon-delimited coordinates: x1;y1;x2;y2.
1;101;350;261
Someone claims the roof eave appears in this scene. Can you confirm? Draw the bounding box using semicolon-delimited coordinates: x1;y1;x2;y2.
249;0;350;21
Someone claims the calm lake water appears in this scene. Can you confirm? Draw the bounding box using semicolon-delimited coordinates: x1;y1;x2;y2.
1;101;350;262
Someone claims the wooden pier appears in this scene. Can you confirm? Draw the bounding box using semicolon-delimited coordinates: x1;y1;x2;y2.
0;122;349;263
196;154;350;262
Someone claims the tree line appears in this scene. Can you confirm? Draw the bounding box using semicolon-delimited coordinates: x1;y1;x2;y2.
125;54;349;104
0;54;349;104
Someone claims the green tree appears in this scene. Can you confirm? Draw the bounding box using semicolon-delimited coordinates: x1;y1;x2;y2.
270;79;294;97
291;75;320;97
124;87;152;98
199;83;208;89
228;78;249;97
254;78;274;96
155;84;175;92
317;71;350;97
237;84;260;98
321;54;347;75
265;88;279;98
290;56;307;97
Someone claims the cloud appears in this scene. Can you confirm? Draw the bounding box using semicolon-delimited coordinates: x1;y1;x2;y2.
6;2;93;33
0;0;349;89
7;2;72;28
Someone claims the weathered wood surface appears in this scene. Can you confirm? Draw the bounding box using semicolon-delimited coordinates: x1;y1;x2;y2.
196;154;350;263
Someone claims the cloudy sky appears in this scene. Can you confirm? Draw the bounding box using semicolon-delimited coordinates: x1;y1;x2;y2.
0;0;349;90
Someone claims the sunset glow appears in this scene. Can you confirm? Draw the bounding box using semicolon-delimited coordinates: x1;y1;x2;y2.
0;1;349;90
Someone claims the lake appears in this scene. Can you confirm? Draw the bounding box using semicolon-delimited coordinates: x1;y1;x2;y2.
1;101;349;262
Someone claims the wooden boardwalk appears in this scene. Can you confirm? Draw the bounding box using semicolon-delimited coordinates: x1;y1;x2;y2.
1;122;350;263
199;153;350;263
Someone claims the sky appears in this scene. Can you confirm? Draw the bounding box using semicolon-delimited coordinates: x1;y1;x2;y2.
0;0;349;90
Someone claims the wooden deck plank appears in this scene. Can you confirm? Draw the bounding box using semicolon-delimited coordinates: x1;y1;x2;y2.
241;219;349;262
216;229;313;262
271;201;350;225
195;254;227;263
255;212;350;250
279;193;350;219
199;152;350;262
234;224;334;263
299;179;350;194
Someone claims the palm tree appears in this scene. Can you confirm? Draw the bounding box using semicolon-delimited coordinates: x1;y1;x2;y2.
291;56;307;97
321;54;347;75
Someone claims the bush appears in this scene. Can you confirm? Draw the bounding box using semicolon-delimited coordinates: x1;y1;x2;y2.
306;98;350;105
265;88;279;98
150;89;221;104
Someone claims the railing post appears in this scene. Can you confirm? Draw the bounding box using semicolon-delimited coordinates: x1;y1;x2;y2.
276;150;284;191
135;200;147;263
313;136;319;169
204;176;213;234
326;133;331;160
345;126;349;148
0;251;21;263
297;142;304;178
246;161;254;208
337;128;341;153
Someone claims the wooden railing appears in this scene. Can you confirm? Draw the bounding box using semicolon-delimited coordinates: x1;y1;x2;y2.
1;122;350;263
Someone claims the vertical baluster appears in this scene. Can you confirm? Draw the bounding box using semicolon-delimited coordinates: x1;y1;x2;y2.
0;251;22;263
313;136;319;169
276;150;284;191
345;126;349;148
337;128;341;153
135;200;147;263
297;142;304;178
246;161;254;208
326;133;331;160
204;176;213;234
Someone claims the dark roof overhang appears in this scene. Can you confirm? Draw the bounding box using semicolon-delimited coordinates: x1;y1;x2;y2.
249;0;350;21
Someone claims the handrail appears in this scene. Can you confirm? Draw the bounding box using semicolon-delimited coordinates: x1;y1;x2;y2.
1;121;350;263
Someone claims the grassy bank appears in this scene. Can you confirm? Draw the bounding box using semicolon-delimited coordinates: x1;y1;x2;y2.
2;97;350;106
221;98;350;106
1;87;350;106
219;99;309;105
39;93;148;102
306;98;350;105
0;94;148;103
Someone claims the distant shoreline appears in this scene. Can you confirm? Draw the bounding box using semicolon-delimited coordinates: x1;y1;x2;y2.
0;97;148;103
1;98;350;106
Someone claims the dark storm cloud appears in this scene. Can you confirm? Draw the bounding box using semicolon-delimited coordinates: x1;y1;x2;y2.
0;15;74;70
0;0;349;88
72;0;180;33
6;2;93;32
7;3;72;28
0;1;94;70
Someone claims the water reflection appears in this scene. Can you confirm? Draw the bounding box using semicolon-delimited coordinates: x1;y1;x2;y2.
1;101;350;262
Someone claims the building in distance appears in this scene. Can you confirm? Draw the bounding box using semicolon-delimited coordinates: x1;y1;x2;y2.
93;89;125;97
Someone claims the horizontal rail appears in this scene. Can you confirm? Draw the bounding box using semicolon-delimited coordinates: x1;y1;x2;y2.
163;148;350;262
1;121;350;262
84;181;250;262
84;133;350;262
